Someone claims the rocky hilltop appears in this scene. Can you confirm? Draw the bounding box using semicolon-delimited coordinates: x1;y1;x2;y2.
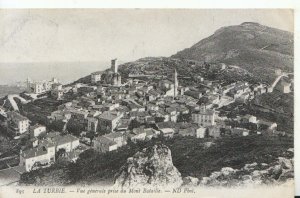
172;22;293;82
114;144;183;188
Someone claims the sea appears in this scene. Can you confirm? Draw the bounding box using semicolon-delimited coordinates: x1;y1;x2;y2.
0;61;111;86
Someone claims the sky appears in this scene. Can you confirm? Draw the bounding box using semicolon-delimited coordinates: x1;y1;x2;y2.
0;9;294;63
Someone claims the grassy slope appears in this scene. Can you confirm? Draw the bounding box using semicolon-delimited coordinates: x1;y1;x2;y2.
252;91;293;115
18;97;68;126
250;91;294;132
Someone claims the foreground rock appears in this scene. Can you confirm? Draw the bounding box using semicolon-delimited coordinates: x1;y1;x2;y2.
182;176;199;186
198;148;294;187
114;144;183;188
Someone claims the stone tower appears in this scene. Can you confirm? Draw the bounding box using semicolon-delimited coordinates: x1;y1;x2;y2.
111;59;118;73
110;58;121;86
26;77;32;92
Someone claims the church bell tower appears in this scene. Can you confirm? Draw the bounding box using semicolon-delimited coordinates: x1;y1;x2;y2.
174;69;178;98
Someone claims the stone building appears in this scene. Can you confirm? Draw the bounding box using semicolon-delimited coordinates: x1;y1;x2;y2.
91;71;102;83
191;108;216;127
7;111;30;136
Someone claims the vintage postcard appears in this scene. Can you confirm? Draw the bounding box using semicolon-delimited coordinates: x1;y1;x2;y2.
0;8;296;198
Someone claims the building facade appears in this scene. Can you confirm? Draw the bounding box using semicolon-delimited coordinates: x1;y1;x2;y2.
30;124;46;137
97;111;123;133
27;77;59;94
7;111;30;136
192;109;216;127
91;71;102;83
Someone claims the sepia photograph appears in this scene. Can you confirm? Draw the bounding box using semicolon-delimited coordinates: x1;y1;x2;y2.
0;8;296;197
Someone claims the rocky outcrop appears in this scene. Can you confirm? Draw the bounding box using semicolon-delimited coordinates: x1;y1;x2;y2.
114;144;183;188
199;167;240;186
198;148;294;187
114;145;294;188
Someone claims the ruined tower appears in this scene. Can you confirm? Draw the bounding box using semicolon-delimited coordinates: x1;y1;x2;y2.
111;59;118;73
111;58;121;86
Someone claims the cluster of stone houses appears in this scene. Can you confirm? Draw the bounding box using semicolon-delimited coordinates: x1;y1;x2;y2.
0;59;293;173
20;132;79;171
45;60;285;154
0;109;81;172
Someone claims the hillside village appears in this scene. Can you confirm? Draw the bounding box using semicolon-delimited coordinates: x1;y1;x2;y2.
0;57;294;185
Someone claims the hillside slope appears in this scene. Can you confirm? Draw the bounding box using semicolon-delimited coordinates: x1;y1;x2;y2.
172;22;293;82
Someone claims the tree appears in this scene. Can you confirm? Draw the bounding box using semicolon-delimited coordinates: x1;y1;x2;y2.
154;117;165;123
67;162;83;183
197;97;210;106
177;113;191;123
205;128;209;138
66;119;84;136
86;132;95;142
48;120;65;131
128;119;141;130
56;148;66;160
78;149;97;160
220;128;226;136
247;123;258;131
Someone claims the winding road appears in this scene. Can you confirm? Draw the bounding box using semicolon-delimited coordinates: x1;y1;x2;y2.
6;95;27;111
270;72;293;91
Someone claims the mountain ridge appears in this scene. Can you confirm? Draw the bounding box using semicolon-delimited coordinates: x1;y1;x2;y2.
171;22;293;82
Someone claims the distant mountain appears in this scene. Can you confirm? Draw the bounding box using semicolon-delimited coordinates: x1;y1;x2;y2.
172;22;293;82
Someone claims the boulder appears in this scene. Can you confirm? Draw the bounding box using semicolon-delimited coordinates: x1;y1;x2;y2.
199;177;211;185
287;148;294;153
278;157;293;170
198;167;238;187
114;144;183;188
278;170;294;182
241;175;252;181
269;164;283;179
261;163;268;167
220;167;237;176
203;142;214;148
182;176;199;186
243;162;258;171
